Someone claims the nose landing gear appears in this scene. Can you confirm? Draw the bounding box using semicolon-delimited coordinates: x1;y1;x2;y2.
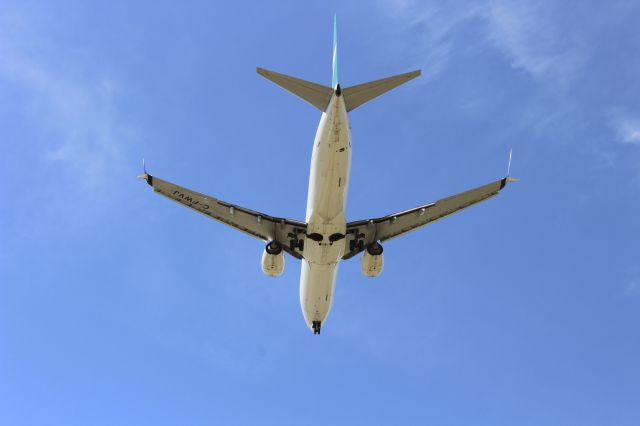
312;321;322;335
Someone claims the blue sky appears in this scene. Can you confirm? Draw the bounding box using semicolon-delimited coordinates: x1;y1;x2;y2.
1;0;639;425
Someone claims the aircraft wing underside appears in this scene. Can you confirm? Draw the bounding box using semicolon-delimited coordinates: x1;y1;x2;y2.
342;178;515;259
140;173;307;259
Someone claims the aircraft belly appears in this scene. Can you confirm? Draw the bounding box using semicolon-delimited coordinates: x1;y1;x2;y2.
305;99;351;224
300;260;338;327
299;95;351;330
304;108;351;265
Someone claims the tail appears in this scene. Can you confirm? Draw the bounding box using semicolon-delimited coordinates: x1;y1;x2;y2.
257;16;421;112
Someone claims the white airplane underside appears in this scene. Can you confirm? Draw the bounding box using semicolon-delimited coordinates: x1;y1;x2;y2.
139;18;516;334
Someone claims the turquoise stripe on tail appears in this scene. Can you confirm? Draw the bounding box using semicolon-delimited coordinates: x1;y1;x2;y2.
332;14;339;89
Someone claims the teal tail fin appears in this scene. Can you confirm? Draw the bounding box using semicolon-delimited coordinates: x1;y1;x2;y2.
332;14;339;89
331;15;421;111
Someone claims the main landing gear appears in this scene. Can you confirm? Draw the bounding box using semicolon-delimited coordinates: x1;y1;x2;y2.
312;321;322;335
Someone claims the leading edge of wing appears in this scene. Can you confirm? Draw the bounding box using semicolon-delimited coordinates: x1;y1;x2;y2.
342;176;517;259
139;171;307;258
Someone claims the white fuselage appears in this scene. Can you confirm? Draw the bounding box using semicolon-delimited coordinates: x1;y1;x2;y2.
300;93;351;330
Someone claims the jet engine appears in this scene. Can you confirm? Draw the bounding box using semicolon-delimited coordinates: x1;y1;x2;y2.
361;242;384;277
262;241;285;276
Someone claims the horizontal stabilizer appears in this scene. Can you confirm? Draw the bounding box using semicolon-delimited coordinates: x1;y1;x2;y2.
343;70;421;111
257;67;334;111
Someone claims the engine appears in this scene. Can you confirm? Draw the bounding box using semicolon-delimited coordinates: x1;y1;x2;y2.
262;241;285;276
361;242;384;277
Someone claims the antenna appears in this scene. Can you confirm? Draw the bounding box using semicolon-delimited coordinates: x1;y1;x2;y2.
506;148;512;177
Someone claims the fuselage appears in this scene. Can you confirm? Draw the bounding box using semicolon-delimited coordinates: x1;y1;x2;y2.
300;92;351;330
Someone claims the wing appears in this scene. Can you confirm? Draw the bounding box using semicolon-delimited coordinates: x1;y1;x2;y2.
343;177;516;259
139;172;307;259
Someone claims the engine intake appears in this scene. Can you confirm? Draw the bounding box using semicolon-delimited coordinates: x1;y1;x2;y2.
361;242;384;277
262;241;285;276
265;241;282;255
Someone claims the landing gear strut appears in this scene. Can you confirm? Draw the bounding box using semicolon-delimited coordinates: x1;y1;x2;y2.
312;321;322;335
290;239;304;252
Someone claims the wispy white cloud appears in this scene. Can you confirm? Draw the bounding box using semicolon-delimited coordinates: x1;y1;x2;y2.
377;0;483;81
610;115;640;145
377;0;640;180
483;0;586;83
0;8;128;190
380;0;586;85
382;0;416;14
0;50;125;190
0;6;133;243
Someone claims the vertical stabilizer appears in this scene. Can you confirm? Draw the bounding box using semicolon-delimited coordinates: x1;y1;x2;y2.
332;14;339;89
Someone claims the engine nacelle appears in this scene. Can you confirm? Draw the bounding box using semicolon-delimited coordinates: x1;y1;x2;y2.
262;241;285;276
361;242;384;277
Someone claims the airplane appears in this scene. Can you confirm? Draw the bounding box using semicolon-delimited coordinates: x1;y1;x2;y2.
138;17;517;335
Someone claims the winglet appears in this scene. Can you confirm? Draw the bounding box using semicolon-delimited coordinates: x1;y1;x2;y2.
137;158;152;185
500;149;519;189
506;148;519;181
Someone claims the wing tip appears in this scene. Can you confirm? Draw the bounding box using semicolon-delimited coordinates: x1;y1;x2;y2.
137;173;153;186
500;176;519;189
137;158;153;185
